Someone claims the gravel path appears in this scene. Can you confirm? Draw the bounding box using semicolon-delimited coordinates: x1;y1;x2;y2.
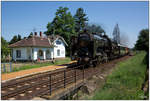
2;61;75;82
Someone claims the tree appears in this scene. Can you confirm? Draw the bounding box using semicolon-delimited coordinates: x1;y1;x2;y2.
28;32;33;38
9;35;18;44
9;34;22;44
85;23;105;36
44;7;76;55
74;8;88;33
18;34;21;41
1;37;10;59
135;29;149;68
135;29;149;52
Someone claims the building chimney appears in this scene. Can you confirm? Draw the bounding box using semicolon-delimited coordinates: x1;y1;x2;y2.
40;31;42;37
34;32;37;36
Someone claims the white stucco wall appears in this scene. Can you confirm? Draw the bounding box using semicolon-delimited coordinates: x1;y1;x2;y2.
32;47;53;60
12;47;27;60
33;48;45;60
12;38;66;61
53;39;66;58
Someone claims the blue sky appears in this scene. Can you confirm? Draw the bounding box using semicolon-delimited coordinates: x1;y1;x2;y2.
2;1;149;48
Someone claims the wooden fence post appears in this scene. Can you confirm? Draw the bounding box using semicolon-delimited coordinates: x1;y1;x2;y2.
10;62;12;72
3;64;6;73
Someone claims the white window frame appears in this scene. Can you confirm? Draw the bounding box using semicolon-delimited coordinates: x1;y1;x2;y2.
16;50;21;58
57;49;60;56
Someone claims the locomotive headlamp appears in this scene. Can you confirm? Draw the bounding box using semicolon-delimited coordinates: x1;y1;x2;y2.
86;52;88;55
74;52;77;55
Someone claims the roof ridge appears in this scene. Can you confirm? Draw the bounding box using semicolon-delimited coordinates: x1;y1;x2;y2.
8;35;67;48
8;38;24;47
56;37;68;46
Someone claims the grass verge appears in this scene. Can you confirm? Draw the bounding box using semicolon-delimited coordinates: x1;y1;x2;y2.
3;57;71;73
92;51;147;100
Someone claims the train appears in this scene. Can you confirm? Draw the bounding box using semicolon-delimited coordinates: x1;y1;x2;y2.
70;29;129;66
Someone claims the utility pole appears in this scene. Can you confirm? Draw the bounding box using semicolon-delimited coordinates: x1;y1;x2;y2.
112;23;120;44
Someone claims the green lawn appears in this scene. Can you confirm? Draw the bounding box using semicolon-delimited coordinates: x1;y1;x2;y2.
2;57;71;73
92;51;147;100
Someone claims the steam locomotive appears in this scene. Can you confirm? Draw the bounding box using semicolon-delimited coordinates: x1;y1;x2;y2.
70;30;129;66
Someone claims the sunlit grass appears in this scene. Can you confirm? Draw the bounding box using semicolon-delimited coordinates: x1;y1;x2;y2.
92;51;147;100
2;57;71;73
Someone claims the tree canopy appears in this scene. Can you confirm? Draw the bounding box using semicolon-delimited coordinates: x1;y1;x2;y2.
9;34;22;44
45;7;76;45
135;29;149;52
28;32;33;38
1;37;10;59
74;8;88;33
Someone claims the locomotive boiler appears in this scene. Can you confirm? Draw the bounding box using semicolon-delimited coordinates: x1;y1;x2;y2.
70;29;129;66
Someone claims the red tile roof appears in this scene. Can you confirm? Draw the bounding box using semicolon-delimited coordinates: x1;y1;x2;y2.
9;36;52;48
8;35;68;48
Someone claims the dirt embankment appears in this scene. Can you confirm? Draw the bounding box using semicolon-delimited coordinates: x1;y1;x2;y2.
71;55;131;100
142;69;149;100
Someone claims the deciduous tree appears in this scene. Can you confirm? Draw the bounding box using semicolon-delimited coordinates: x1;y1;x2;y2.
135;29;149;52
135;29;149;68
1;37;10;59
28;32;33;38
9;34;22;44
45;7;76;55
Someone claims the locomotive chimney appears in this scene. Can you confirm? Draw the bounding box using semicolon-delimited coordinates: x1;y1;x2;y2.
34;32;37;36
40;31;42;37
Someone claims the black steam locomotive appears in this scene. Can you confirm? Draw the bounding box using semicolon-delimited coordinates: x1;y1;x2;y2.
70;30;129;66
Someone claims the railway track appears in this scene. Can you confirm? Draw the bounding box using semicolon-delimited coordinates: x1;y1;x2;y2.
1;55;127;100
1;63;96;100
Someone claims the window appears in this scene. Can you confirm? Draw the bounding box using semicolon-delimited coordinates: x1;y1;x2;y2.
16;50;21;58
56;40;61;45
38;50;43;56
57;49;60;56
46;50;50;54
